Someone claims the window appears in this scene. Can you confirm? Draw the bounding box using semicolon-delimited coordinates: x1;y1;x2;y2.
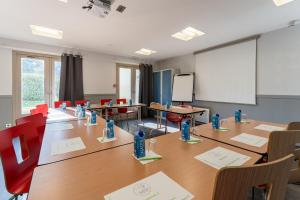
116;63;139;103
13;51;61;118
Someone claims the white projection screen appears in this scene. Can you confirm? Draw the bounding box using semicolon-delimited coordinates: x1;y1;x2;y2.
195;39;257;104
172;73;194;102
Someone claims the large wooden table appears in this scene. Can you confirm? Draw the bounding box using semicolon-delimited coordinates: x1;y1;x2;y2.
28;133;261;200
193;117;286;154
89;103;147;121
39;109;133;166
148;104;206;133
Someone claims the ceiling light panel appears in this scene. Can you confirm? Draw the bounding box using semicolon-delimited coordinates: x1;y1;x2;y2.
273;0;294;6
135;48;157;56
172;27;205;41
58;0;68;3
30;25;63;39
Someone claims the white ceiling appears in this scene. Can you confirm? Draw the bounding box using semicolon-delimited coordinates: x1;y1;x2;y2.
0;0;300;61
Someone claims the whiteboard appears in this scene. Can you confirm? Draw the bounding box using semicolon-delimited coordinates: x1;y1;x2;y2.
195;39;256;104
172;73;194;102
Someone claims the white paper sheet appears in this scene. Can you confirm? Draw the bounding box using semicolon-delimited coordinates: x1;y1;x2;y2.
138;122;179;133
51;137;86;155
194;147;250;170
231;133;268;147
97;137;117;143
254;124;285;132
132;151;162;165
104;171;194;200
45;123;74;132
47;109;77;123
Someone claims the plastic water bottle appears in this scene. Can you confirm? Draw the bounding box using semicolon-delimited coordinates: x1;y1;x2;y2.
81;107;86;118
106;120;115;139
86;101;91;109
212;114;220;129
181;120;190;141
129;99;133;106
134;130;146;158
76;105;81;117
61;102;67;111
235;109;242;122
166;102;171;109
109;101;113;107
91;111;97;124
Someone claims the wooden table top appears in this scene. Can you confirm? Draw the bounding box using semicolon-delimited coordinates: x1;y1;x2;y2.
149;104;205;115
89;103;147;109
28;133;261;200
39;111;133;165
193;117;286;154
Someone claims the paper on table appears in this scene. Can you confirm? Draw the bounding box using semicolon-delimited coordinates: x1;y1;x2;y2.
97;137;117;143
45;123;74;132
104;171;194;200
254;124;285;132
132;151;162;165
51;137;86;155
194;147;250;170
47;110;77;123
231;133;268;147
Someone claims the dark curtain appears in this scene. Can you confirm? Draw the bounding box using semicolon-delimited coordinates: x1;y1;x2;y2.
139;63;153;117
59;54;84;106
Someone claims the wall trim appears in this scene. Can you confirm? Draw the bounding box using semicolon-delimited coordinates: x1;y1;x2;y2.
0;95;13;98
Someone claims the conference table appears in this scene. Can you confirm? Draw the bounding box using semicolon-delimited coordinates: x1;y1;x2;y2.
89;103;147;121
148;104;206;133
193;117;286;154
39;109;133;165
28;132;261;200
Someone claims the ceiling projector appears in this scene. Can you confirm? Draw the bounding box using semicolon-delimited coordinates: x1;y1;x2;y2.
82;0;115;18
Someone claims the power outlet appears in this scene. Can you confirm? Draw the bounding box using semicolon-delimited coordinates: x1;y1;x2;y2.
5;123;12;128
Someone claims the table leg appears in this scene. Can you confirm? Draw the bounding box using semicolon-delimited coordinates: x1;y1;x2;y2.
156;110;159;129
105;108;108;121
138;107;141;122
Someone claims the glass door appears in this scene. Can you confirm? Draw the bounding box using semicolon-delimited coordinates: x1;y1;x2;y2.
14;51;61;118
116;63;139;103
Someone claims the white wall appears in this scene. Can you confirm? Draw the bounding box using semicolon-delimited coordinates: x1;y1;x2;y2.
0;47;12;95
156;24;300;97
0;38;140;95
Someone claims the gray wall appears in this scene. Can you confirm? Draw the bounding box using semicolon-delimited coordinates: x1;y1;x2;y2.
84;93;117;103
194;95;300;124
0;95;13;130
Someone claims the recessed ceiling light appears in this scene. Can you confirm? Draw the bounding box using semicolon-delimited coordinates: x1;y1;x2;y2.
172;27;205;41
58;0;68;3
30;25;63;39
135;48;157;56
273;0;294;6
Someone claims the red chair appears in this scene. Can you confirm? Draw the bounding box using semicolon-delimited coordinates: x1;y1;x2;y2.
0;122;40;199
15;113;46;160
166;104;192;129
36;104;48;117
54;101;72;108
117;98;135;130
30;108;39;115
100;99;115;118
75;100;88;106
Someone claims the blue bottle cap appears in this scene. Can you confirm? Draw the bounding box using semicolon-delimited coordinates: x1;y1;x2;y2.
216;114;220;117
138;130;144;137
238;109;242;112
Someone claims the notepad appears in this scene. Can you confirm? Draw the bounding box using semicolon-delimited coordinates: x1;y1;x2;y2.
97;137;117;143
254;124;285;132
51;137;86;155
104;171;194;200
231;133;268;147
132;150;162;165
194;147;250;170
45;123;74;132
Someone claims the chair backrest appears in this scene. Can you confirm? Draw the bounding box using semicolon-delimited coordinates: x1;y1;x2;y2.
267;130;300;184
54;101;71;108
0;123;40;193
75;100;87;106
101;99;112;105
212;154;294;200
30;108;39;115
166;104;193;123
287;122;300;131
36;104;48;117
117;98;127;113
16;113;46;143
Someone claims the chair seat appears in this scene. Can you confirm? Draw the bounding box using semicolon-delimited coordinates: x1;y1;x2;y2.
9;167;34;194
